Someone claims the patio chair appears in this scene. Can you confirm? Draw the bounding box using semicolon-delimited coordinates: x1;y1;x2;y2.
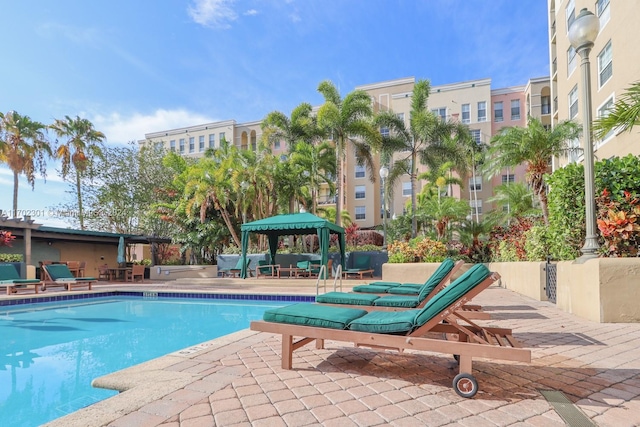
251;264;530;398
0;263;41;295
42;264;97;291
220;258;251;277
256;260;280;278
316;260;488;319
309;259;332;279
127;264;145;282
98;264;112;281
342;255;374;279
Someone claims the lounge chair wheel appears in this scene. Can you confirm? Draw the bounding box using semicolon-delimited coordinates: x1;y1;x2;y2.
453;373;478;398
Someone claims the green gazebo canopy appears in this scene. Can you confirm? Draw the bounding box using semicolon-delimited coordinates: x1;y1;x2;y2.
239;212;346;279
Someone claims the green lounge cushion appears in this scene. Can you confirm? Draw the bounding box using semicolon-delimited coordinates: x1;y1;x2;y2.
0;279;40;285
352;284;392;293
365;281;401;288
373;295;420;308
416;258;455;301
315;292;379;306
414;264;490;327
348;309;420;334
0;264;21;280
45;264;76;280
263;303;368;329
387;286;420;295
352;255;371;270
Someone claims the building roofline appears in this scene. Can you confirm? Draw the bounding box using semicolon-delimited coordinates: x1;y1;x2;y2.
491;85;526;96
356;77;415;91
431;78;492;93
144;120;236;139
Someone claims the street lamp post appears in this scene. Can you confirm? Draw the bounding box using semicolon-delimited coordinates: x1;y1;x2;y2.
568;8;600;262
379;166;389;248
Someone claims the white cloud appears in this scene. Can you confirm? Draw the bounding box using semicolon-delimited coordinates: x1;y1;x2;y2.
91;109;218;145
244;9;258;16
188;0;238;29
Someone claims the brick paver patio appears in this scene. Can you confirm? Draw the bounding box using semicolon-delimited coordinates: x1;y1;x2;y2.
31;280;640;427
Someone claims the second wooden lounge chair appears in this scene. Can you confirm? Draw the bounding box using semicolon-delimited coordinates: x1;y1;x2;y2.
251;264;530;398
42;264;96;291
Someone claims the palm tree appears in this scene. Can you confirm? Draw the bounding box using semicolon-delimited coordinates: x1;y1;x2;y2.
484;117;580;224
262;102;317;150
0;111;52;217
317;80;380;227
289;140;336;214
49;115;106;229
593;81;640;139
375;79;468;237
486;182;541;226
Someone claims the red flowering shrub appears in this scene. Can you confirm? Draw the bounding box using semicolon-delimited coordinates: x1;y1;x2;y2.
0;230;16;247
596;189;640;257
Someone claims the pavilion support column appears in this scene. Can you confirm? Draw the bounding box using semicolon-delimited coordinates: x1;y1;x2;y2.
24;227;32;266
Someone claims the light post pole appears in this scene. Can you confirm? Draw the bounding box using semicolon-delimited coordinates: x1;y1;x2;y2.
379;166;389;248
568;8;600;262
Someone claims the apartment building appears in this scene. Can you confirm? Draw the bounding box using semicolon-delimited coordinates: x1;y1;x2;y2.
142;76;550;230
549;0;640;167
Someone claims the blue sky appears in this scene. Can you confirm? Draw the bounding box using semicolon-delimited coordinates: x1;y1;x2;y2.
1;0;550;227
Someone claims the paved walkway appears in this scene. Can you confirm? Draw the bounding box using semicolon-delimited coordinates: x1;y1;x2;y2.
30;280;640;427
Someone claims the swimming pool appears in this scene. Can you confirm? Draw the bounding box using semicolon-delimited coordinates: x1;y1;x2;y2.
0;292;308;427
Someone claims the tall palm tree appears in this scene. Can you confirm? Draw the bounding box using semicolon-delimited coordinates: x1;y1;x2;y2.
484;117;580;224
375;79;468;237
49;115;106;229
317;80;380;227
290;140;336;214
593;81;640;139
0;111;52;217
262;102;324;215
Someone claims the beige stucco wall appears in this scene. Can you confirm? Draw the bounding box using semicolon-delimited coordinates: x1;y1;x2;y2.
150;265;218;281
557;258;640;323
488;261;547;301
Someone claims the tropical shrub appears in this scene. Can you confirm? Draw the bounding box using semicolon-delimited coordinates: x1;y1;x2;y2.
387;237;447;263
0;230;16;247
489;218;540;261
596;189;640;257
0;254;22;262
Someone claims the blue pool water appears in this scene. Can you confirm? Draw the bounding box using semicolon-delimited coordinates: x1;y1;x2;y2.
0;295;288;427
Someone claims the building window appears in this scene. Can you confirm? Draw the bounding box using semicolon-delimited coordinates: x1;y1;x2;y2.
541;96;551;115
469;199;483;215
597;95;615;142
219;132;226;145
179;138;185;153
477;101;487;122
355;185;366;199
494;102;503;122
567;45;577;76
274;140;281;149
199;135;205;151
469;176;482;191
397;112;405;122
380;127;389;138
355;206;366;220
431;107;446;120
597;0;610;28
470;129;481;145
402;182;411;197
355;165;365;178
461;104;470;123
510;99;521;120
566;0;575;30
569;85;578;119
598;40;613;88
501;174;515;184
189;137;195;153
170;140;176;152
208;134;214;148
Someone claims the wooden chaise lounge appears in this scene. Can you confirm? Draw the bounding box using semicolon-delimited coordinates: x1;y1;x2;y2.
42;264;96;291
0;264;42;295
251;264;530;398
